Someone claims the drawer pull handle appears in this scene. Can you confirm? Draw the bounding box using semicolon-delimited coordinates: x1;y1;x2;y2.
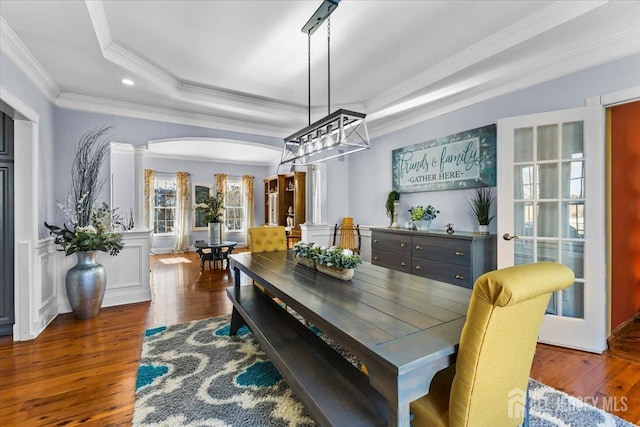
455;251;464;256
415;245;423;250
455;274;464;280
373;239;379;243
415;265;423;271
373;256;379;261
401;262;407;267
400;243;407;247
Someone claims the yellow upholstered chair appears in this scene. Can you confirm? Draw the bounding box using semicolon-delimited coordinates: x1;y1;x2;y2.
410;262;574;427
247;226;288;300
248;226;288;253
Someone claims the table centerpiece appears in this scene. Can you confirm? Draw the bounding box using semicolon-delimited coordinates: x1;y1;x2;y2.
315;246;362;280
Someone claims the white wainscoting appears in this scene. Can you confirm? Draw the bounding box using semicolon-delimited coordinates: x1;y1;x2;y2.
35;239;58;336
151;234;175;254
55;230;152;314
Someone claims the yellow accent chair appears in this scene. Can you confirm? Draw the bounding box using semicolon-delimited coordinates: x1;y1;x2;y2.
247;226;288;299
248;226;288;253
410;262;574;427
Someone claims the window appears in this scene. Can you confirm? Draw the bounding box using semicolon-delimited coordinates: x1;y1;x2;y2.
154;176;177;234
225;178;244;231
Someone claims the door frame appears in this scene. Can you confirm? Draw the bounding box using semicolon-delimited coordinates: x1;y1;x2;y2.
591;86;640;337
0;86;41;341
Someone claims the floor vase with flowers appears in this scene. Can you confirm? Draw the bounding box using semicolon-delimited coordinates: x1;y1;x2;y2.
66;251;107;319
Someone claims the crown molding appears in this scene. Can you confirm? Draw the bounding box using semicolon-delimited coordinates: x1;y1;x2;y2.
368;24;640;139
0;16;60;102
84;0;315;124
0;86;40;123
56;92;297;138
365;0;609;114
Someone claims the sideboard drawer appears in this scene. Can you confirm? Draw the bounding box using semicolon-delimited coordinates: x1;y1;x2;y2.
371;232;411;256
372;250;411;273
412;236;472;266
412;258;473;289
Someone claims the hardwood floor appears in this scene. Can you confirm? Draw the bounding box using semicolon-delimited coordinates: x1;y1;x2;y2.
1;251;639;426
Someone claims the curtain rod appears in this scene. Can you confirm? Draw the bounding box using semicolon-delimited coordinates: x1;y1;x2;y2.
219;174;255;179
150;171;255;178
152;171;190;175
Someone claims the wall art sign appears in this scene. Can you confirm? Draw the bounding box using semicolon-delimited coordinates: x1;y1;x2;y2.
392;124;496;193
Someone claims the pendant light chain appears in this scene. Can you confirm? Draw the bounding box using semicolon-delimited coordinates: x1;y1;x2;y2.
327;16;331;117
308;31;311;126
280;1;370;167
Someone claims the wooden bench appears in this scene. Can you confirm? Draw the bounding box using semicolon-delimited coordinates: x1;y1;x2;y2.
227;284;388;427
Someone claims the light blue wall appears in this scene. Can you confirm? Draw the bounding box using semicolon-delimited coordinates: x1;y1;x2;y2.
144;155;269;248
54;108;282;225
348;53;640;233
0;51;57;238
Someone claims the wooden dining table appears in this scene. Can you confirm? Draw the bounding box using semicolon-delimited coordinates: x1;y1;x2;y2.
227;250;471;427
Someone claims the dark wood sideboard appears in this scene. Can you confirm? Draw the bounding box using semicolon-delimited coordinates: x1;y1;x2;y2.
371;228;496;289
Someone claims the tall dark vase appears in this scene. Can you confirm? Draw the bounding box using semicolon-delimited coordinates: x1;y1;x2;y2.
65;251;106;319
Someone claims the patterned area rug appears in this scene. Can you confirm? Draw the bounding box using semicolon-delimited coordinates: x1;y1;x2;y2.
134;316;635;426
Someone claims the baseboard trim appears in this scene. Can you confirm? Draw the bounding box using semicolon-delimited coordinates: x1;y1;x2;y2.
608;313;640;362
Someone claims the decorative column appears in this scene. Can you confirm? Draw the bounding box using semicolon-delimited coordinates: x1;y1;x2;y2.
132;147;148;231
301;163;331;245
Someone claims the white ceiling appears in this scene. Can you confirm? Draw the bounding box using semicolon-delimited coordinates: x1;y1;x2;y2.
1;0;640;162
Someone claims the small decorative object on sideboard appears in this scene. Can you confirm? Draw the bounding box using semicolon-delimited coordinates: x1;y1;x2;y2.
315;246;362;281
386;190;400;228
446;223;455;234
408;204;439;231
468;187;495;235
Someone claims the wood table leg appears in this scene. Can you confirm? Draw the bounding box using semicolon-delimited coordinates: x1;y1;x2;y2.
387;402;411;427
229;307;246;335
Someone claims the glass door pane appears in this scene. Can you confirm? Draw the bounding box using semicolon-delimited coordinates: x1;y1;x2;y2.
513;122;585;318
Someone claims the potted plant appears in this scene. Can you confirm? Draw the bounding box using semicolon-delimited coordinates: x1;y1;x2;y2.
291;241;322;269
468;187;495;234
44;125;125;319
315;246;363;280
408;204;439;231
386;190;400;227
197;191;225;244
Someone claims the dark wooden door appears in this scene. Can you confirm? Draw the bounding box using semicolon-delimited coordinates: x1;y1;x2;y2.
0;112;15;336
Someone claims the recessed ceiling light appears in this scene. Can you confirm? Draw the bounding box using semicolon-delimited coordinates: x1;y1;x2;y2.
121;78;135;86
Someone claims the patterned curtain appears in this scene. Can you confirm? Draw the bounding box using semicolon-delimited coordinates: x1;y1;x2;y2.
242;175;254;246
215;174;227;241
172;172;190;253
144;169;155;231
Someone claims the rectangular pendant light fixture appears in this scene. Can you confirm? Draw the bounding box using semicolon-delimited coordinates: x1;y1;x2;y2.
281;109;370;165
280;0;370;167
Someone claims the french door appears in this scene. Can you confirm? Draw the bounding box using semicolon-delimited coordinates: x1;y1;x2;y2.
497;106;606;353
